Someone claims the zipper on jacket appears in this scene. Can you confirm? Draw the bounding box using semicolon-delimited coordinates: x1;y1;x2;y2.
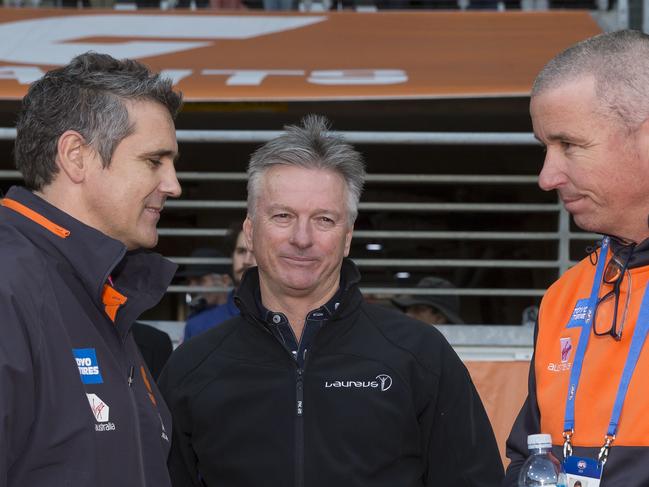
295;367;305;487
126;364;147;486
123;355;147;486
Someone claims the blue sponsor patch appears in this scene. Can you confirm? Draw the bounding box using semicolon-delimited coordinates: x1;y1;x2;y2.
566;298;592;328
72;348;104;384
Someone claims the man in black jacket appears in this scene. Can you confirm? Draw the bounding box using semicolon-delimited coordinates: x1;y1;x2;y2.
0;52;182;486
159;115;503;487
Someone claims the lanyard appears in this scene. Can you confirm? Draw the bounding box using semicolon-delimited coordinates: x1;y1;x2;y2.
562;236;649;464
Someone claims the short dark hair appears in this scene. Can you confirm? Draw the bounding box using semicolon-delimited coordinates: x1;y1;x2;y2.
533;30;649;129
14;51;183;190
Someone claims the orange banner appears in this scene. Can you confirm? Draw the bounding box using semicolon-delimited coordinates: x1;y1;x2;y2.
0;9;601;101
466;360;530;467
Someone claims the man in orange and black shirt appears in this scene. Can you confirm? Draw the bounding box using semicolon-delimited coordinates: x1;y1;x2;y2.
505;30;649;486
0;53;181;487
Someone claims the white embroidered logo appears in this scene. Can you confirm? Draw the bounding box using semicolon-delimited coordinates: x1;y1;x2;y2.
324;374;393;392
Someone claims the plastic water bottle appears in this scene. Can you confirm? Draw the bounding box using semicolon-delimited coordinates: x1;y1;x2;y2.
518;434;567;487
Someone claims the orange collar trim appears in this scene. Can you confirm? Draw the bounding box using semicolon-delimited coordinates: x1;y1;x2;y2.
102;284;128;323
1;197;70;239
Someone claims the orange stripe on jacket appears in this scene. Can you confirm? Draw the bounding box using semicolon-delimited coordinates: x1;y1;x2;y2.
140;365;157;407
1;198;70;238
536;249;649;447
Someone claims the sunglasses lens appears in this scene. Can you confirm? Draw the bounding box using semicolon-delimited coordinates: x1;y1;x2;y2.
604;259;624;284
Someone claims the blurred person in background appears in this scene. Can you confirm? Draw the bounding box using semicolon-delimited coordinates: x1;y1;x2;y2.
183;221;256;341
391;276;464;325
179;247;232;315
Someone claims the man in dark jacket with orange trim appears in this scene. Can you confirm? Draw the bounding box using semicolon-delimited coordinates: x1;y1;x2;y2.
505;30;649;486
0;52;182;487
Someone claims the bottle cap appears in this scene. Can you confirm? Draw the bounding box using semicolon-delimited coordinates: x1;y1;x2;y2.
527;433;552;449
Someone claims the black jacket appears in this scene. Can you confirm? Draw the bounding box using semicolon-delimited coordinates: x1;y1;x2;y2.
0;186;174;487
133;322;173;381
159;259;503;487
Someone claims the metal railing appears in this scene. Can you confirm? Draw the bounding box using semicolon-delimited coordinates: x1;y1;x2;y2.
0;128;590;319
0;128;540;145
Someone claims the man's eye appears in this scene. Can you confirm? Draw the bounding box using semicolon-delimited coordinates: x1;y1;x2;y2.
148;159;162;167
318;216;335;225
560;141;573;151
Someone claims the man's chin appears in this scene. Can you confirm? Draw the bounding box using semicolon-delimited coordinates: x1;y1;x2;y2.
571;214;604;236
129;231;158;250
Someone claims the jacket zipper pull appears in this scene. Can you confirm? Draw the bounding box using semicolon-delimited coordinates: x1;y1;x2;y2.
128;365;134;387
296;368;304;417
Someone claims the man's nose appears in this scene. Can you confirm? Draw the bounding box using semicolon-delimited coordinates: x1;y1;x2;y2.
161;165;182;198
538;150;567;192
289;219;313;249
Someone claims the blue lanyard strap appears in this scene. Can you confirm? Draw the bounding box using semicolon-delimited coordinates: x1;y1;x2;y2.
607;284;649;436
563;237;609;434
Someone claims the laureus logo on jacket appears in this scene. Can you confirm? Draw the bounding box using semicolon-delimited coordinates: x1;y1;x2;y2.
324;374;392;391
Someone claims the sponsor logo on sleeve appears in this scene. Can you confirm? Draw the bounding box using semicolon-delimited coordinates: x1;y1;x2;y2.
72;348;104;384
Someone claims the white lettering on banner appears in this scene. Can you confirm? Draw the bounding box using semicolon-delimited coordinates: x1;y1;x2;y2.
0;66;44;84
159;69;194;85
2;65;409;87
308;69;408;85
0;15;325;65
203;69;305;86
201;69;407;86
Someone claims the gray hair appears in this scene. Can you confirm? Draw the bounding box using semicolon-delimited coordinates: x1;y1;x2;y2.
246;114;366;225
532;29;649;129
14;51;183;191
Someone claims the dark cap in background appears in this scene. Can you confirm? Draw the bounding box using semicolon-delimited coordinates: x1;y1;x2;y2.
391;276;463;324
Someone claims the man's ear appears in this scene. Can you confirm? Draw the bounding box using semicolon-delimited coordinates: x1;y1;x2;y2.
55;130;91;184
343;223;354;257
243;216;254;253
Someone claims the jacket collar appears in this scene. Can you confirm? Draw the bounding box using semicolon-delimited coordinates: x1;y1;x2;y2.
235;257;363;326
608;235;649;269
2;186;176;333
